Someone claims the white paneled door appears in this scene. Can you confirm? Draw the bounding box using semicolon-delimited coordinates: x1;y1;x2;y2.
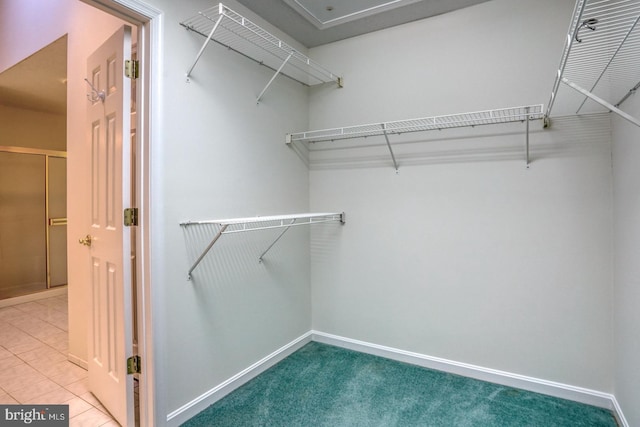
85;25;134;427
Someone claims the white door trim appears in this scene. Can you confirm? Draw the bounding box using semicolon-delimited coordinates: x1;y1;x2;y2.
80;1;163;425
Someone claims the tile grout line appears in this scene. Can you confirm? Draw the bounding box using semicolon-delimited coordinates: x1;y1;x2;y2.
0;292;119;425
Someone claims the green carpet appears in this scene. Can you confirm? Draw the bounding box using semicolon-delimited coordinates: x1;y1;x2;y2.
181;342;617;426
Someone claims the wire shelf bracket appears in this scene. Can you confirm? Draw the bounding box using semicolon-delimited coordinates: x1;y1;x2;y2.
562;78;640;127
545;0;640;128
180;212;345;280
180;3;343;102
286;105;544;169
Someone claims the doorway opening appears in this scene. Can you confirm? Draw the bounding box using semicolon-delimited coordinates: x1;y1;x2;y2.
0;0;158;424
0;36;68;301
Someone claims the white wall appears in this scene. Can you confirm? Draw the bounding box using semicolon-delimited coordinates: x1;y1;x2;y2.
146;0;311;421
5;0;632;423
0;0;128;365
308;0;614;392
0;105;66;150
612;89;640;424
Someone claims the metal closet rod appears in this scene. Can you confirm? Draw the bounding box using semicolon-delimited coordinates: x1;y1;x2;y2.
616;79;640;107
286;105;544;143
181;212;345;280
286;105;543;170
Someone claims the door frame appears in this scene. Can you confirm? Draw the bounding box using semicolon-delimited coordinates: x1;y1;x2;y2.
79;0;162;425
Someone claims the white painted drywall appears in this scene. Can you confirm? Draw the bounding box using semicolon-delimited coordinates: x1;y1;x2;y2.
0;106;65;150
612;87;640;425
145;0;312;419
5;0;631;423
0;0;129;366
308;0;614;392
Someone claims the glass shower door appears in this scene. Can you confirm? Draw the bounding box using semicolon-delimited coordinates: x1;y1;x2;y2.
0;151;47;298
0;149;67;299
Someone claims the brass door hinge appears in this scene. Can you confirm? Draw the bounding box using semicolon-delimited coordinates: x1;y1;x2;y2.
127;355;141;374
124;208;139;227
125;59;139;79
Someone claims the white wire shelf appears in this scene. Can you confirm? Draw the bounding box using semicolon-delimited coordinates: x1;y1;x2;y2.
286;105;544;143
181;3;343;102
286;105;543;170
180;212;345;280
546;0;640;127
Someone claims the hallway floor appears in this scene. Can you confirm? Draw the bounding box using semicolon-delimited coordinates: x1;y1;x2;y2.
0;290;119;426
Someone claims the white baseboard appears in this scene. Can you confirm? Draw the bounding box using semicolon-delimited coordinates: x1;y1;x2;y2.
165;329;628;426
0;286;67;308
610;395;630;427
311;331;621;414
166;331;313;427
67;353;88;370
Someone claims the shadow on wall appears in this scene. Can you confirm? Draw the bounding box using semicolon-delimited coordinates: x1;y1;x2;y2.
180;220;315;292
302;113;611;170
309;222;346;266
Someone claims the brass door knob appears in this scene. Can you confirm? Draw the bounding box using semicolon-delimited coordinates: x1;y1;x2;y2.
79;234;92;247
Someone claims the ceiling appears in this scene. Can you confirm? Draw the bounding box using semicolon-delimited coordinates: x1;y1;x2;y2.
235;0;491;47
0;35;67;115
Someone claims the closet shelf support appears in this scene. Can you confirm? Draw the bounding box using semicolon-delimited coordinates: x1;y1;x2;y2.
381;124;399;172
257;53;292;103
616;80;640;108
259;219;296;262
186;13;224;80
561;78;640;128
181;212;345;280
186;224;228;280
545;0;640;122
181;3;343;94
525;106;530;168
574;13;640;114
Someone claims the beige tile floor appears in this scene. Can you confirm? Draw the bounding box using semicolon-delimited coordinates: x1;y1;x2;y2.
0;290;120;426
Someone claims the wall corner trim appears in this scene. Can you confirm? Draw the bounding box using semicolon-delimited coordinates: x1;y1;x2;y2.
610;395;630;427
311;331;621;415
165;329;628;426
165;331;313;427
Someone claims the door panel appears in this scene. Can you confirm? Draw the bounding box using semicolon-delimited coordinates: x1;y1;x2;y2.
85;25;134;427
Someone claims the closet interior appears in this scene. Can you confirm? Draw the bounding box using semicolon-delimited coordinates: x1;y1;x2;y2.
171;0;640;425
